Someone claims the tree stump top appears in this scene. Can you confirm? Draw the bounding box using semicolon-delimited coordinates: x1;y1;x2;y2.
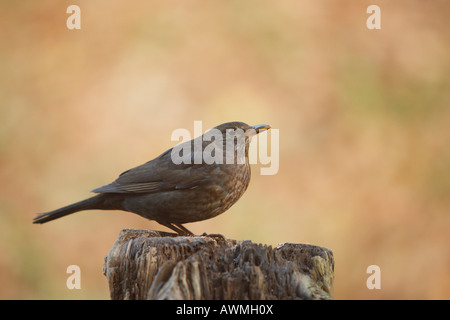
103;229;334;300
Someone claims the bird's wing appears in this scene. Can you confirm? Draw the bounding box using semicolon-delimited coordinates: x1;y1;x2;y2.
91;148;219;194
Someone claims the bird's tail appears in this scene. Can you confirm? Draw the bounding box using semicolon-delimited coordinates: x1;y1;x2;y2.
33;194;105;224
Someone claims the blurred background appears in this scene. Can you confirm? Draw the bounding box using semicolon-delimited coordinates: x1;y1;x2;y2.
1;0;449;299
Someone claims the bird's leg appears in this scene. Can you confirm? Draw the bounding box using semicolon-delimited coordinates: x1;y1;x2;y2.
158;221;194;236
174;223;195;236
157;221;185;235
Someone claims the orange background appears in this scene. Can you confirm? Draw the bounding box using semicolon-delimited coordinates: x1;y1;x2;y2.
1;0;449;299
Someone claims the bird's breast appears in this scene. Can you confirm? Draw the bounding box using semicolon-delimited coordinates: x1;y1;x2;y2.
206;163;251;216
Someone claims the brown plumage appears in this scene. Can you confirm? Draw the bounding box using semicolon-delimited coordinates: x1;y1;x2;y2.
33;122;270;235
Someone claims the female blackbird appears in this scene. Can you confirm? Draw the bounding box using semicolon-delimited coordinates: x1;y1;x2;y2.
33;122;271;235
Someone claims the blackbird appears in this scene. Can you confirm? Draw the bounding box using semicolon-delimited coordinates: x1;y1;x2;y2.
33;122;271;235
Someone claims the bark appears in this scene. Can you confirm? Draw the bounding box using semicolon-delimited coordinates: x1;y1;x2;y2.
103;229;334;300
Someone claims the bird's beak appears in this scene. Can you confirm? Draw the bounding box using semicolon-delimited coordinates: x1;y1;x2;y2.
246;124;271;137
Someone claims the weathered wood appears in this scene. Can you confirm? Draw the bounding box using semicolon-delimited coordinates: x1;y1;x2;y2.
103;229;334;300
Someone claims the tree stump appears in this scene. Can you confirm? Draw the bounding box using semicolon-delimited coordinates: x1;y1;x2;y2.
103;229;334;300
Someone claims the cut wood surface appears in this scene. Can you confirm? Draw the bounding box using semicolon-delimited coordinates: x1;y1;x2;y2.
103;229;334;299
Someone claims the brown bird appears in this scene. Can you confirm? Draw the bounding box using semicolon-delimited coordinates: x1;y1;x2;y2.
33;122;271;235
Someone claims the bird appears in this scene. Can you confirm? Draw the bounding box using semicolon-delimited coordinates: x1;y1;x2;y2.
33;122;271;236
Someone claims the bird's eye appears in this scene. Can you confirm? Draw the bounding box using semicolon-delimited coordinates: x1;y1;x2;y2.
227;128;236;135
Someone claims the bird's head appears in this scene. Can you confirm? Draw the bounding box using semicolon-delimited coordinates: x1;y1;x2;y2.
203;122;271;164
213;122;271;140
170;122;271;166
